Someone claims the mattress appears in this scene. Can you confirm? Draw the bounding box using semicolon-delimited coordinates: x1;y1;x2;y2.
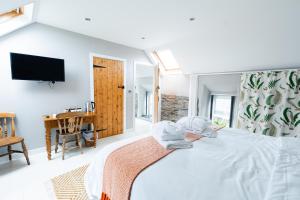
84;128;300;200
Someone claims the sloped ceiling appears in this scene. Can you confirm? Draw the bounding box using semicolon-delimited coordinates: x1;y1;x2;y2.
152;0;300;74
3;0;300;74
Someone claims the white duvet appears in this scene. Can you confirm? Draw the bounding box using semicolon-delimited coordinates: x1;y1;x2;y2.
84;128;300;200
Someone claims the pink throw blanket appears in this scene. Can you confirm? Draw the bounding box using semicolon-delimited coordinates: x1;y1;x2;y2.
101;133;201;200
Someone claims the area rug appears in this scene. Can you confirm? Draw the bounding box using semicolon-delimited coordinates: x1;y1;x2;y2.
51;165;89;200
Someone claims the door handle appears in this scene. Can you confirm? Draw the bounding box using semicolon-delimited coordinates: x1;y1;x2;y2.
118;85;125;89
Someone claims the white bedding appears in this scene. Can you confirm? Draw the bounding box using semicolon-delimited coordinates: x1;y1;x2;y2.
264;137;300;200
84;128;300;200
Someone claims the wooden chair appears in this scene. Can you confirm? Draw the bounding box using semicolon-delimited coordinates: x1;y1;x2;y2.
0;113;30;165
55;112;84;160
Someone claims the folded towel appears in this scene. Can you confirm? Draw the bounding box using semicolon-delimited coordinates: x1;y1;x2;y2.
157;139;193;150
152;121;185;141
152;122;201;149
161;123;185;141
160;133;184;141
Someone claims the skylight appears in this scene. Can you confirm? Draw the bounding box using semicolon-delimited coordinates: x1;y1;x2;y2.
0;7;24;24
154;50;180;70
0;3;34;37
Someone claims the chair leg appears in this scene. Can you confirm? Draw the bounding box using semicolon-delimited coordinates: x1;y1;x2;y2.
77;133;83;154
62;137;66;160
7;145;12;161
55;133;59;153
21;141;30;165
75;135;79;146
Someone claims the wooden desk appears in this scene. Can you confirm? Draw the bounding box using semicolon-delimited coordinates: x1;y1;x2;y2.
43;112;96;160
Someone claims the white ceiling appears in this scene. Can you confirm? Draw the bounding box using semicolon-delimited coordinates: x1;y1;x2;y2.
36;0;203;49
3;0;300;74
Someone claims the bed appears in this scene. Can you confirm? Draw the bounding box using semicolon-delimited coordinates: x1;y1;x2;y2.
84;128;300;200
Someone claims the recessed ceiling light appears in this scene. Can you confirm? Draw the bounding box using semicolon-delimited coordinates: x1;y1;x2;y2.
84;17;91;22
189;17;196;21
141;37;146;40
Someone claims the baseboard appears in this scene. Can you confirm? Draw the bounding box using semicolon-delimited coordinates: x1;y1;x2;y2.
124;128;134;133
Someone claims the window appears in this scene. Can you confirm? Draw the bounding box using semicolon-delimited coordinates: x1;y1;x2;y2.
0;7;24;24
153;50;180;71
0;3;34;37
209;95;235;127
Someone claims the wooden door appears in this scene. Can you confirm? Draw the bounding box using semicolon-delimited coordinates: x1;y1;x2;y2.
153;66;160;123
93;56;124;138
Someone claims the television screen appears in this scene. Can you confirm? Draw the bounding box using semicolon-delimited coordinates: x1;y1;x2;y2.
10;53;65;82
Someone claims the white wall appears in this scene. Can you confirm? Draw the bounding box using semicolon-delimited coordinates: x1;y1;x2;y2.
198;74;241;95
197;83;210;117
0;23;150;149
136;77;153;91
160;74;190;97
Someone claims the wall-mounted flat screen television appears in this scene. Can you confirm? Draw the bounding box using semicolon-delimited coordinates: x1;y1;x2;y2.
10;53;65;82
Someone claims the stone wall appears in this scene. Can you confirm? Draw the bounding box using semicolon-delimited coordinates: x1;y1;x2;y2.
161;94;189;122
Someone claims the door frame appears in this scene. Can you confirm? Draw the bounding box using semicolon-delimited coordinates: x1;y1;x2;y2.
133;61;156;129
89;52;127;131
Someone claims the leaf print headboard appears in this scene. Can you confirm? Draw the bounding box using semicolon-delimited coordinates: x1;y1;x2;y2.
237;70;300;137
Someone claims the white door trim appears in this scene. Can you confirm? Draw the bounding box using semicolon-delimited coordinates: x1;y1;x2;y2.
89;52;127;131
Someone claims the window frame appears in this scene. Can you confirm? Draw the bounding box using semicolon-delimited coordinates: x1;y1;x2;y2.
0;3;34;38
0;7;24;24
209;95;235;128
153;50;180;71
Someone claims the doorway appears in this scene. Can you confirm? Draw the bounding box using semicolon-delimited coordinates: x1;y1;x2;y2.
134;63;155;131
92;55;125;138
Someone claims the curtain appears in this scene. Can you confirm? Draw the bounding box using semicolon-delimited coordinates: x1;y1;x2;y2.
237;69;300;137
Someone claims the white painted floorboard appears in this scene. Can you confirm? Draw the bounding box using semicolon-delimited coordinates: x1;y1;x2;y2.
0;119;152;200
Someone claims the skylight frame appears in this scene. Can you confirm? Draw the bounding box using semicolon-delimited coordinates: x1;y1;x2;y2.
0;3;35;38
0;7;24;24
153;50;181;71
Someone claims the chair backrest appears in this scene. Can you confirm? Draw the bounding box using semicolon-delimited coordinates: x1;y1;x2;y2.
0;113;16;138
56;112;84;135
